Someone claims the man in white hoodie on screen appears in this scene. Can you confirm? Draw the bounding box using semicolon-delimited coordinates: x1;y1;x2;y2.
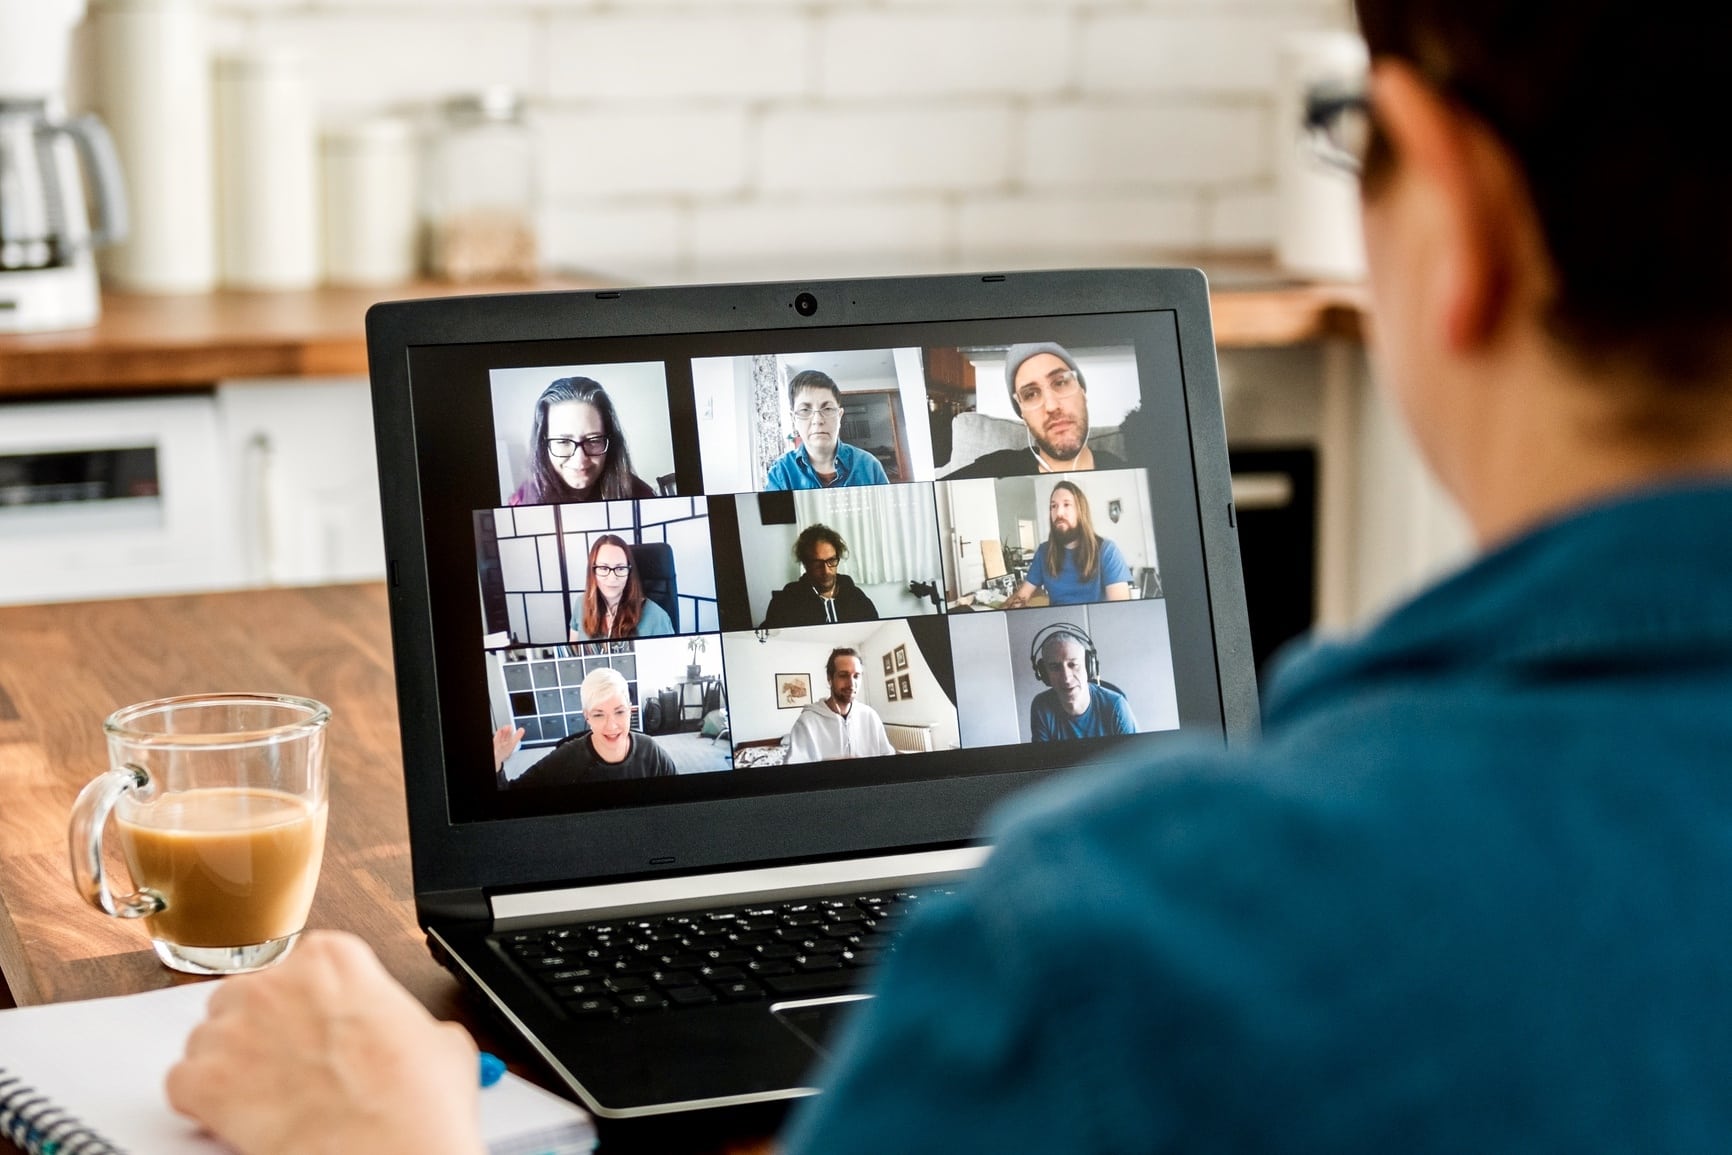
785;647;896;763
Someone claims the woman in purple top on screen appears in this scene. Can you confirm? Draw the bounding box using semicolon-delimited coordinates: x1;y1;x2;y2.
507;377;657;505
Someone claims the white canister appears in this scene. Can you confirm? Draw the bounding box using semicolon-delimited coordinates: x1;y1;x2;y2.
215;49;319;290
0;0;87;100
91;0;216;293
1274;30;1369;282
321;118;419;287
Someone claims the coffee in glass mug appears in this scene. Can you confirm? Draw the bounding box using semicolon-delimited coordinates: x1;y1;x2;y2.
69;693;330;975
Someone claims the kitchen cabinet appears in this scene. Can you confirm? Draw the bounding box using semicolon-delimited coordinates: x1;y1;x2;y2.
215;376;384;586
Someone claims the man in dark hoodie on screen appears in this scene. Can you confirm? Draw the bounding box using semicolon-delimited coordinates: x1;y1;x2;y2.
759;523;880;628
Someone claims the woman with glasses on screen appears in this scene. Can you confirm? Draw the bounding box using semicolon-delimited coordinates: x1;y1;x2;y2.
568;534;675;642
764;369;891;490
508;376;657;505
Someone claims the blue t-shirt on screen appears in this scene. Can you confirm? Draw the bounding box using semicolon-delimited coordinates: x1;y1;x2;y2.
764;442;890;490
1025;537;1132;605
1030;682;1137;741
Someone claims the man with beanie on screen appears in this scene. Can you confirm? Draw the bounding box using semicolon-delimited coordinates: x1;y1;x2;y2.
942;341;1130;478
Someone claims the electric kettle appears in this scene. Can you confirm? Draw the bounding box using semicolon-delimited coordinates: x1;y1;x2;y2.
0;0;130;332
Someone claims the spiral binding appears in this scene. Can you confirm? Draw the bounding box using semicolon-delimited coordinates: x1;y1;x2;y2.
0;1070;123;1155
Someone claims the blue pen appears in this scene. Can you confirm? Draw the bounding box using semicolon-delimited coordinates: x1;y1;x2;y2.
479;1051;507;1088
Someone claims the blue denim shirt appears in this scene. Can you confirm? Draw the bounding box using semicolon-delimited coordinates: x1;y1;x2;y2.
784;482;1732;1154
763;441;889;490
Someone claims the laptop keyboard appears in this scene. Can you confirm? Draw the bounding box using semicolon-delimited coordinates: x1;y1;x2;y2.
497;885;958;1017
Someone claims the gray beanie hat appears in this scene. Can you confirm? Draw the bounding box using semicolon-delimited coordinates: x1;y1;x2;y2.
1003;342;1080;414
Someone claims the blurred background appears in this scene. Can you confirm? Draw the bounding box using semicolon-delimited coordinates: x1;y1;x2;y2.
59;0;1356;284
0;0;1473;690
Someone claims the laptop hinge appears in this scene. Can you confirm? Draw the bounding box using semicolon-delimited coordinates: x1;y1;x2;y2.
490;845;990;924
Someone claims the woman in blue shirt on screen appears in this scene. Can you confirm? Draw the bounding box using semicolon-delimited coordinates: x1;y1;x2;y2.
1002;481;1133;608
763;369;891;490
568;535;674;641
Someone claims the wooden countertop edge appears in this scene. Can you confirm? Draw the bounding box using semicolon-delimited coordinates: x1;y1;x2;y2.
0;278;1369;398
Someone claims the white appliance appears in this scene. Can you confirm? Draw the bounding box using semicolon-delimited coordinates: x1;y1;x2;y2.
0;0;130;331
0;395;244;604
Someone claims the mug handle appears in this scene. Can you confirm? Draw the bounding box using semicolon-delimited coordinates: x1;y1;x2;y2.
68;766;166;919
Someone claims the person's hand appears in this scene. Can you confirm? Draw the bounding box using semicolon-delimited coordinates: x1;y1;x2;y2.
167;931;484;1155
493;723;526;770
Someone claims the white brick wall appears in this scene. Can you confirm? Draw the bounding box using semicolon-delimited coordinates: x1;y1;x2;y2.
182;0;1354;282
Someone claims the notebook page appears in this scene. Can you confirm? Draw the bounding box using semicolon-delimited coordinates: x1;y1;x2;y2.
0;980;593;1154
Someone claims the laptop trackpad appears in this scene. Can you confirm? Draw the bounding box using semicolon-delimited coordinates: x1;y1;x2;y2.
771;994;871;1059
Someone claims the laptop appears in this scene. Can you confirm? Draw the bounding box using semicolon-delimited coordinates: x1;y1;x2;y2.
365;268;1258;1124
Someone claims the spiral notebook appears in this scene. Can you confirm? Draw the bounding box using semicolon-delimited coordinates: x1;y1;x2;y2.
0;980;594;1155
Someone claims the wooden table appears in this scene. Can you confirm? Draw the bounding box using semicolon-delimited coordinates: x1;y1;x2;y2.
0;584;772;1154
0;584;439;1009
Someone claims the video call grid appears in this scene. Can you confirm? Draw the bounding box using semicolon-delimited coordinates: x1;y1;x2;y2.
478;341;1182;794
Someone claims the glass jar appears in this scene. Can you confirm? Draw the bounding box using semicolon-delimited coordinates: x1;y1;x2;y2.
422;88;537;282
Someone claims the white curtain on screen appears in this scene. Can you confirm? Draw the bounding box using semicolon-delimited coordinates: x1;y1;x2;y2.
794;486;940;587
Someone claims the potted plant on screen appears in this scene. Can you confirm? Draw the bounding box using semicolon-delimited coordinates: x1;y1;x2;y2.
686;635;707;681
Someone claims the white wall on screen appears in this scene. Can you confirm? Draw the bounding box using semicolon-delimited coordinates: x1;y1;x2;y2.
857;619;959;749
892;348;936;482
692;355;740;493
947;613;1020;748
1087;599;1178;732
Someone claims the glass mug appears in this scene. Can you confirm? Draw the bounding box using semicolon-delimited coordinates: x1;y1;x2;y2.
69;693;331;975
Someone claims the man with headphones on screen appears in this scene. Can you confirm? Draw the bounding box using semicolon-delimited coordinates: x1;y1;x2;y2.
1028;623;1137;741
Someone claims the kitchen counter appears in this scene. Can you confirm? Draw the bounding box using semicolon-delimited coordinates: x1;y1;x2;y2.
0;261;1366;399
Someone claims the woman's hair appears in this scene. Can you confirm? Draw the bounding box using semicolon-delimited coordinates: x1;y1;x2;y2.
579;666;631;716
1047;480;1100;582
520;377;642;503
580;534;644;639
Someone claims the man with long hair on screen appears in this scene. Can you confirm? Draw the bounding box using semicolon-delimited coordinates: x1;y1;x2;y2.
1002;480;1133;608
170;2;1732;1149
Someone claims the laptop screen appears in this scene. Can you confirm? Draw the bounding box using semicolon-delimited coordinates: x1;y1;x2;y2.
400;302;1239;827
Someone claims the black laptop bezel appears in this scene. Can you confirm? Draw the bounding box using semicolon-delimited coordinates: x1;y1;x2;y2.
367;269;1257;922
